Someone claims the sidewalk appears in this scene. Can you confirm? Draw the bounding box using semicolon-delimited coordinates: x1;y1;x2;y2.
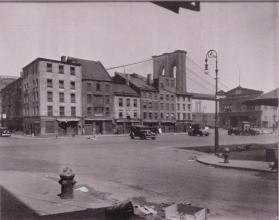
196;153;277;173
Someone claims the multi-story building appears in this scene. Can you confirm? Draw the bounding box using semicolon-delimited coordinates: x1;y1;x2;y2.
112;83;141;133
152;50;192;132
0;76;17;126
22;57;82;136
219;86;278;128
114;72;159;128
68;57;114;135
1;77;23;130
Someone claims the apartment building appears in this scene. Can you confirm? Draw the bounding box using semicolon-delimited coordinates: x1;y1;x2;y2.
1;77;23;130
68;57;114;135
22;57;82;136
113;83;141;133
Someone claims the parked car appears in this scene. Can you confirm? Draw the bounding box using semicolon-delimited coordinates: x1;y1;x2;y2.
0;127;11;137
188;124;209;136
130;126;156;140
228;121;260;136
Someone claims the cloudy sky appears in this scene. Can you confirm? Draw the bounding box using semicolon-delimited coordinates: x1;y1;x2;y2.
0;2;278;93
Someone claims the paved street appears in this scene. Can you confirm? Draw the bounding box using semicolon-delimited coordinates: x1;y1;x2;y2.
0;131;277;220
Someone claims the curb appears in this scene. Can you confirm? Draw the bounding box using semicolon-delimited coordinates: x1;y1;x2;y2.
196;157;277;173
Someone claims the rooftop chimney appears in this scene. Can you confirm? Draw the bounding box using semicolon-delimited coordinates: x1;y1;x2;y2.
61;56;67;62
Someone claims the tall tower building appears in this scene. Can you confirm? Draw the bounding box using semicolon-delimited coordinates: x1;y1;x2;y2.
152;50;187;93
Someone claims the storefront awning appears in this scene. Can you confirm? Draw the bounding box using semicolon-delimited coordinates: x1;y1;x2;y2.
56;118;80;122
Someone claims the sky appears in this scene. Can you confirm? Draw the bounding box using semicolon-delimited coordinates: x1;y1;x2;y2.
0;2;278;93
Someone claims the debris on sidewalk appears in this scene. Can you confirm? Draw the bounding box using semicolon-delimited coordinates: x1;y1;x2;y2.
75;186;89;192
164;203;207;220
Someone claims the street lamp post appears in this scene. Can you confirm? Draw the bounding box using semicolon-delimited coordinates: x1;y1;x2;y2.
205;50;219;155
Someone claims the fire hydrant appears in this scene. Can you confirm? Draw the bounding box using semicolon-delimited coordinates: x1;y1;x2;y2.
223;147;230;163
59;167;76;199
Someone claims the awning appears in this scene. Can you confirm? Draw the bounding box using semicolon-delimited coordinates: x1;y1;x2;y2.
243;88;279;107
56;118;80;122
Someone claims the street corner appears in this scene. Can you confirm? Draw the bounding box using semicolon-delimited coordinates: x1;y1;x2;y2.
196;153;277;173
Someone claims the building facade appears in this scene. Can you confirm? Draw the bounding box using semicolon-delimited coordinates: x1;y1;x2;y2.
22;57;82;136
1;77;23;130
113;83;141;133
0;76;17;126
219;86;278;128
68;57;114;135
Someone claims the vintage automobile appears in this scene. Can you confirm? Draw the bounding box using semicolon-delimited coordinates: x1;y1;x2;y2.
188;124;210;136
228;121;260;136
0;127;11;137
130;125;156;140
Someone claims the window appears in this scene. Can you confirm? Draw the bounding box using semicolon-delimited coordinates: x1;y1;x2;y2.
143;112;147;119
161;113;164;119
59;92;64;102
149;93;152;99
177;103;180;110
70;66;75;75
171;103;174;111
47;79;53;88
87;94;92;103
162;68;165;76
70;81;75;89
126;98;130;107
119;98;123;107
105;107;110;116
173;66;177;78
87;107;92;115
188;104;191;111
149;102;152;109
149;112;152;119
154;113;158;120
170;80;174;87
45;121;55;133
46;63;52;72
183;113;186;120
47;106;53;116
177;113;180;120
105;95;110;104
105;84;110;92
166;94;169;101
160;103;164;110
94;107;104;114
171;95;174;101
59;106;65;116
96;83;101;91
183;104;186;111
188;97;190;102
133;111;137;118
166;103;169;110
36;79;39;88
119;111;123;118
71;93;76;103
71;107;76;116
160;94;164;100
133;99;137;107
143;102;147;109
59;65;64;74
47;91;53;102
166;113;169;120
87;83;92;91
59;80;64;89
188;113;191;120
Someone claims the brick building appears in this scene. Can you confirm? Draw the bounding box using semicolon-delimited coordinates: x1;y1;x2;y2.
68;57;114;135
112;83;141;133
219;86;278;128
0;76;17;126
22;57;82;136
1;77;23;130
